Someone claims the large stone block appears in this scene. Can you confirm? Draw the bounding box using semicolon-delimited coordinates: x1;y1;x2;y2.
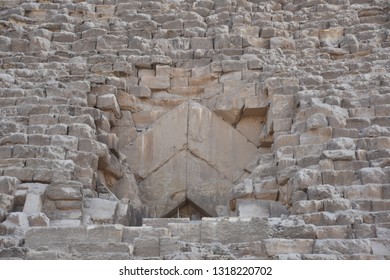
263;239;314;256
186;154;233;216
45;181;83;201
138;151;187;218
0;176;20;195
313;239;372;255
25;227;87;251
83;198;118;225
22;183;47;215
127;102;188;179
200;217;271;244
0;193;14;212
139;76;170;90
96;94;121;118
189;102;257;182
29;36;51;52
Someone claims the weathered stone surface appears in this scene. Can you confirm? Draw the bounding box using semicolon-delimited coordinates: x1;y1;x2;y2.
96;94;121;118
263;239;314;255
313;239;372;255
22;183;47;215
201;217;271;244
189;102;257;182
0;176;20;195
28;212;50;227
127;102;188;179
83;198;118;224
0;193;14;212
45;182;83;201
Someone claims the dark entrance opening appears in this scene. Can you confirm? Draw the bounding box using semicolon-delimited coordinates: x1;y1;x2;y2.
163;199;211;220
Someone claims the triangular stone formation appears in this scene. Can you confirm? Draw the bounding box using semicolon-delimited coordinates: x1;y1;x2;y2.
127;101;257;217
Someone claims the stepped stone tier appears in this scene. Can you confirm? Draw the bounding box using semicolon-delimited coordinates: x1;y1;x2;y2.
0;0;390;260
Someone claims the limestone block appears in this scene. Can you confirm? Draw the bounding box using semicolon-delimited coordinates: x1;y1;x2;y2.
133;237;160;257
220;71;242;82
29;36;51;52
25;227;87;251
82;28;107;38
0;36;11;51
189;102;257;182
22;183;47;215
96;94;121;118
28;212;50;227
270;94;295;119
131;111;166;130
300;127;332;145
359;167;386;184
307;113;328;130
270;37;295;50
46;181;83;201
67;123;96;140
127;102;188;179
322;170;356;186
323;199;352;212
316;226;352;239
85;225;123;243
292;200;324;214
189;73;218;86
140;76;170;90
273;118;292;133
0;146;12;159
128;85;151;98
52;31;78;42
190;37;213;49
313;239;371;255
0;176;20;195
323;149;356;160
263;239;314;256
0;193;14;212
360;125;390;138
200;217;271;244
307;185;341;200
72;38;97;52
254;178;278;200
318;27;343;46
4;168;34;182
168;222;201;242
46;124;67;135
11;38;28;52
213;96;244;125
138;151;186;218
273;134;300;150
83;198;118;225
122;226;169;243
243;96;268;117
236;199;269;218
66;151;98;169
371;240;390;256
236;117;263;146
327;137;356;150
3;212;29;231
186;154;233;217
222;60;247;73
97;35;128;50
346;118;370;130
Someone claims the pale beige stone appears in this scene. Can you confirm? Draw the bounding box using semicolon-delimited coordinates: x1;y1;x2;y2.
127;102;188;179
189;102;257;182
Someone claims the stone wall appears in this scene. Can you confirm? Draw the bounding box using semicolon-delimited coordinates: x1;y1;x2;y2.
1;0;390;259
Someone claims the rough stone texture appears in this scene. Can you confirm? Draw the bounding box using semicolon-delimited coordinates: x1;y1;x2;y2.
0;0;390;260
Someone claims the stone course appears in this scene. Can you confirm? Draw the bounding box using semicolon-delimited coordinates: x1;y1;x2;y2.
0;0;390;259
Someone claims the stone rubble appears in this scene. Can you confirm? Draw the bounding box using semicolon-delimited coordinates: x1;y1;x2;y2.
0;0;390;259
